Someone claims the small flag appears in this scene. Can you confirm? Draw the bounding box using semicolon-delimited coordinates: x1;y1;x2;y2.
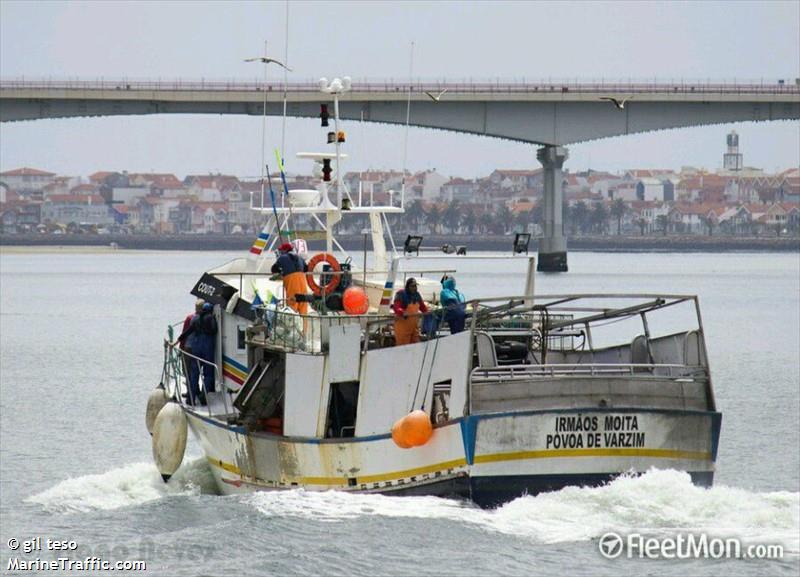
249;231;269;255
251;282;278;309
379;280;394;307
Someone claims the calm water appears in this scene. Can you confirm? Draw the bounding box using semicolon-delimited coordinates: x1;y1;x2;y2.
1;249;798;576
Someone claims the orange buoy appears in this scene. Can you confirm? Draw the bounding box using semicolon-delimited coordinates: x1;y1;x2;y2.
404;410;433;446
391;418;412;449
391;410;433;449
343;287;369;314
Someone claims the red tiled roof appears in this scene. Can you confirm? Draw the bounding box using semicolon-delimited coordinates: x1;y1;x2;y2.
185;175;241;188
510;201;536;213
189;202;228;211
0;167;56;177
627;169;673;178
88;171;117;182
678;175;730;194
131;173;184;189
742;202;769;214
69;184;99;194
493;169;542;177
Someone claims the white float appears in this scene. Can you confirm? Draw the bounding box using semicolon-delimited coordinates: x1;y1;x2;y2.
145;384;169;435
151;402;188;482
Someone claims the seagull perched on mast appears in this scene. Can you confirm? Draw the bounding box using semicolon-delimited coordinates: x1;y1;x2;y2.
599;96;633;110
243;56;292;71
424;88;448;102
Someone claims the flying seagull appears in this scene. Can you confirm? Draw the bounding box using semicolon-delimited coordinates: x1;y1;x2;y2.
424;88;448;102
243;57;293;71
600;96;633;110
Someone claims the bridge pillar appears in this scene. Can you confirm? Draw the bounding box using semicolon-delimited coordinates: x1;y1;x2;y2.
537;145;569;272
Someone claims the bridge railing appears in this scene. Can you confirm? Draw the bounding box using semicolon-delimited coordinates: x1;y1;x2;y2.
1;77;798;95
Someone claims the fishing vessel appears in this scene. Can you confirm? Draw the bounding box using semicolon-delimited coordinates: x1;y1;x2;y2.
146;77;722;507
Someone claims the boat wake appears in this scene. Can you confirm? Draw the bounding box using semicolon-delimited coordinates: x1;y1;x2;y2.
245;468;799;552
25;457;218;513
25;464;799;554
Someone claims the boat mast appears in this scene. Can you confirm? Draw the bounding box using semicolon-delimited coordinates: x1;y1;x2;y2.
400;41;414;211
331;83;351;208
260;40;268;214
319;77;353;253
280;0;290;161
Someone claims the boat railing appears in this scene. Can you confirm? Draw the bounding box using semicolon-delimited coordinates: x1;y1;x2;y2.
470;363;708;382
246;292;704;355
249;303;466;354
162;333;235;418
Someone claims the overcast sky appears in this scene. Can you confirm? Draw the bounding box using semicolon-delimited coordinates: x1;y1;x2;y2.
1;0;798;180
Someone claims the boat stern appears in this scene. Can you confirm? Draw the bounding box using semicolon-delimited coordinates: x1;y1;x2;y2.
461;408;721;507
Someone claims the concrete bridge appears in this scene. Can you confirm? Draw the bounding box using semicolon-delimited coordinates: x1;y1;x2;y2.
2;78;798;270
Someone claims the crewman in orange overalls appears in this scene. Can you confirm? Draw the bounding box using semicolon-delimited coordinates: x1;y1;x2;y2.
392;277;428;345
271;242;309;314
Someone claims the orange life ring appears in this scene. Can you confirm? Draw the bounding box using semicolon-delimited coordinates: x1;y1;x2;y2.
306;252;341;296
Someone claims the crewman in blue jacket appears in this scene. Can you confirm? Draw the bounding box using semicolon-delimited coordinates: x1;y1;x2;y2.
440;275;466;334
178;302;218;405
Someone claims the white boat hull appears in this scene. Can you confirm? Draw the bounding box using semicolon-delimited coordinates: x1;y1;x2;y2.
186;407;720;506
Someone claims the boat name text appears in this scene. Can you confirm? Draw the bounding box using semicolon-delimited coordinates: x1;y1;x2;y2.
195;282;217;298
546;415;645;449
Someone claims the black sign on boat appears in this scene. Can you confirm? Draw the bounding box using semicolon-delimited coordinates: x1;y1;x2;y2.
191;273;238;307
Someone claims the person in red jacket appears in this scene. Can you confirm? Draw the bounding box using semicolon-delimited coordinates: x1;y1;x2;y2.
178;299;204;403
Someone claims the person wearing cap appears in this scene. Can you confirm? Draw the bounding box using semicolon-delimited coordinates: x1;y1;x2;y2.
271;242;309;314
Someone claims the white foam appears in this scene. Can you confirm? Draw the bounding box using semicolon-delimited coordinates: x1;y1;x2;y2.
246;488;484;524
246;469;800;552
25;457;217;513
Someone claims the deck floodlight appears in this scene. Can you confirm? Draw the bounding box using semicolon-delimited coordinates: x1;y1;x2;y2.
404;235;423;256
513;233;531;255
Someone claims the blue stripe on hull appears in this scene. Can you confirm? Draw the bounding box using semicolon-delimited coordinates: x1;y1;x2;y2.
468;471;715;508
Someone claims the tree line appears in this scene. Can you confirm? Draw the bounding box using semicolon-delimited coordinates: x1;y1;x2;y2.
339;198;634;236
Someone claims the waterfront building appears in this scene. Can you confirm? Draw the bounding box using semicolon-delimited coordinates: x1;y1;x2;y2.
41;194;114;226
0;167;56;195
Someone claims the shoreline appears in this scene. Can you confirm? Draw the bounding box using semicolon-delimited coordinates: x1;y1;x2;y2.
1;233;798;253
